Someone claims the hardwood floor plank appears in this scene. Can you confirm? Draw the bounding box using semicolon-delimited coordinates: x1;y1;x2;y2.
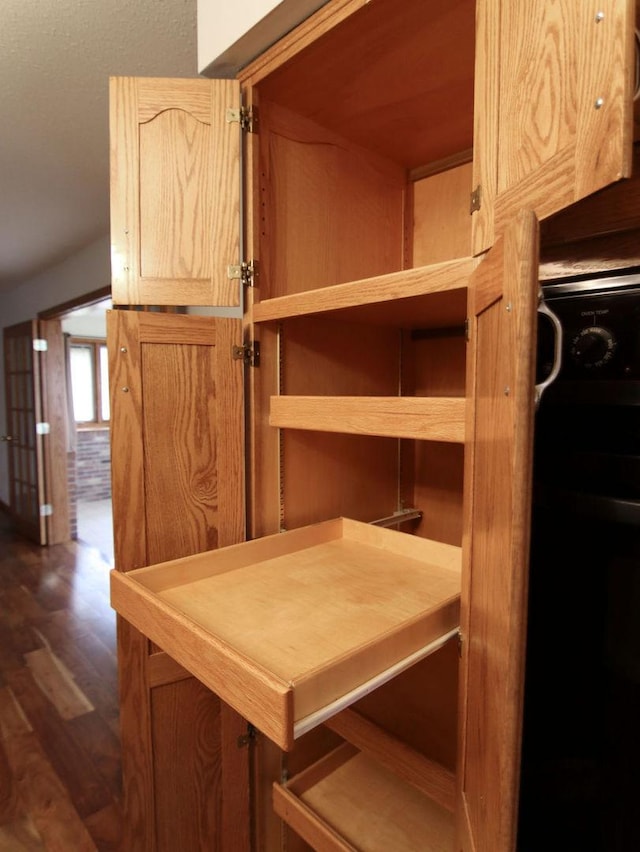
0;816;46;851
0;512;122;849
6;666;113;820
68;712;122;801
34;620;120;734
24;646;95;721
0;686;97;851
0;737;19;821
81;801;123;852
44;612;118;686
2;586;49;626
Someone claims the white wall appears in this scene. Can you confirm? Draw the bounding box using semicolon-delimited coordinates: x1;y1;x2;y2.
0;234;110;505
197;0;328;76
0;0;329;507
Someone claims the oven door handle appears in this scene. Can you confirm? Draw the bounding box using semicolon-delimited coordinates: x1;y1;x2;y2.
535;290;563;410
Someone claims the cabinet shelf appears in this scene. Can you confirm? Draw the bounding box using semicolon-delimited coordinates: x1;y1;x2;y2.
110;517;461;750
252;259;475;327
273;743;455;851
270;396;466;442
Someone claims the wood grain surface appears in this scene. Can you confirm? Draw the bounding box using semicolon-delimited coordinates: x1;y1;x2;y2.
0;509;121;851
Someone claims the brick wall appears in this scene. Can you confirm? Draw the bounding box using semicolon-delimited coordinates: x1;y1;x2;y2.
67;450;77;540
75;428;112;502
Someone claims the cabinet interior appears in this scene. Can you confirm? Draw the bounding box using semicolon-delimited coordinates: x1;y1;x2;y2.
242;0;478;841
253;0;476;302
249;0;475;543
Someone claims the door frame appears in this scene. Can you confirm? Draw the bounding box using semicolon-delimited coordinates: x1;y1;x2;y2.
38;285;112;544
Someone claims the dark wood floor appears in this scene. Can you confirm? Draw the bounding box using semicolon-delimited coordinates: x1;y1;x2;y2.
0;511;122;851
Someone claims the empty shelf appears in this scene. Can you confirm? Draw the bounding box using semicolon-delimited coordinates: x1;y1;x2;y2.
274;743;455;851
270;396;466;442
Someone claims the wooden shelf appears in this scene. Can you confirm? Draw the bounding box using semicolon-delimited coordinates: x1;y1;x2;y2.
251;259;475;327
273;743;455;851
270;396;466;442
324;708;455;813
110;518;461;750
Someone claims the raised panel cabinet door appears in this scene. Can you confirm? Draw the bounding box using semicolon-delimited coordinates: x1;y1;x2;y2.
107;309;245;571
472;0;635;254
107;310;248;851
110;77;242;307
457;210;539;851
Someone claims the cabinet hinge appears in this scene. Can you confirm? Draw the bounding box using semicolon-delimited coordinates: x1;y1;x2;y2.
40;504;53;517
33;338;48;352
226;105;257;133
237;723;257;748
35;422;50;435
227;260;258;287
464;318;470;342
457;631;463;657
470;185;482;214
232;340;260;368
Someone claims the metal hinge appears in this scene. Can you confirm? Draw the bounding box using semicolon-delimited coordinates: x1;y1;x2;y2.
457;631;463;657
232;340;260;368
33;339;48;352
226;105;257;133
237;723;257;748
40;504;53;517
470;185;482;214
227;260;258;287
35;422;50;435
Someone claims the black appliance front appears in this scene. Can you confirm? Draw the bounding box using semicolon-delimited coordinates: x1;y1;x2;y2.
518;271;640;852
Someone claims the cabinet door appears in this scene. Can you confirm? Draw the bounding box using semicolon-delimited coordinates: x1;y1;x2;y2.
107;310;248;851
473;0;635;253
457;210;539;851
110;77;242;307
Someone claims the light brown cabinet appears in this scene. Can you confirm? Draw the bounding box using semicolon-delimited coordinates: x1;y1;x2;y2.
107;0;637;849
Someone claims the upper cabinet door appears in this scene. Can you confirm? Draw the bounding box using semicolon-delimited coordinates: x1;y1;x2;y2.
110;77;242;307
472;0;635;254
457;210;539;852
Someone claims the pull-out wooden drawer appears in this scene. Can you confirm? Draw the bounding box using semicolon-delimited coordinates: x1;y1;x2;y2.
110;517;461;750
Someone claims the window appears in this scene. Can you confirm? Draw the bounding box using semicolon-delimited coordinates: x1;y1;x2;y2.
69;338;110;425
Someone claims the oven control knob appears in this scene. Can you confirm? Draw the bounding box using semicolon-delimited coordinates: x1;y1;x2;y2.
570;326;616;369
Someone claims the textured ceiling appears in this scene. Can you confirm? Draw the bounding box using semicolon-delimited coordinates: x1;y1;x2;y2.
0;0;198;291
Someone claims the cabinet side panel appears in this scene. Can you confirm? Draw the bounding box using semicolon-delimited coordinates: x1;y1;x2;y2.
412;163;473;267
117;619;155;851
353;641;459;772
282;432;399;530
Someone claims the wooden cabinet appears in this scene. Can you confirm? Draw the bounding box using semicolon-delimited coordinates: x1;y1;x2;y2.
107;0;637;849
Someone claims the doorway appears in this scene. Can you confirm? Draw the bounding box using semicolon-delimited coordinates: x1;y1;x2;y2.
40;288;114;563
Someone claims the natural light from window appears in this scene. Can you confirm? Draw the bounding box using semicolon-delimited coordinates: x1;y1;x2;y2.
70;340;110;424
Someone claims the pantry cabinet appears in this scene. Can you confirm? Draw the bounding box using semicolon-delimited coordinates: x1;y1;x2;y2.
107;0;636;849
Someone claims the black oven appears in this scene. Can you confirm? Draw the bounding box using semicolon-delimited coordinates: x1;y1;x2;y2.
518;271;640;851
